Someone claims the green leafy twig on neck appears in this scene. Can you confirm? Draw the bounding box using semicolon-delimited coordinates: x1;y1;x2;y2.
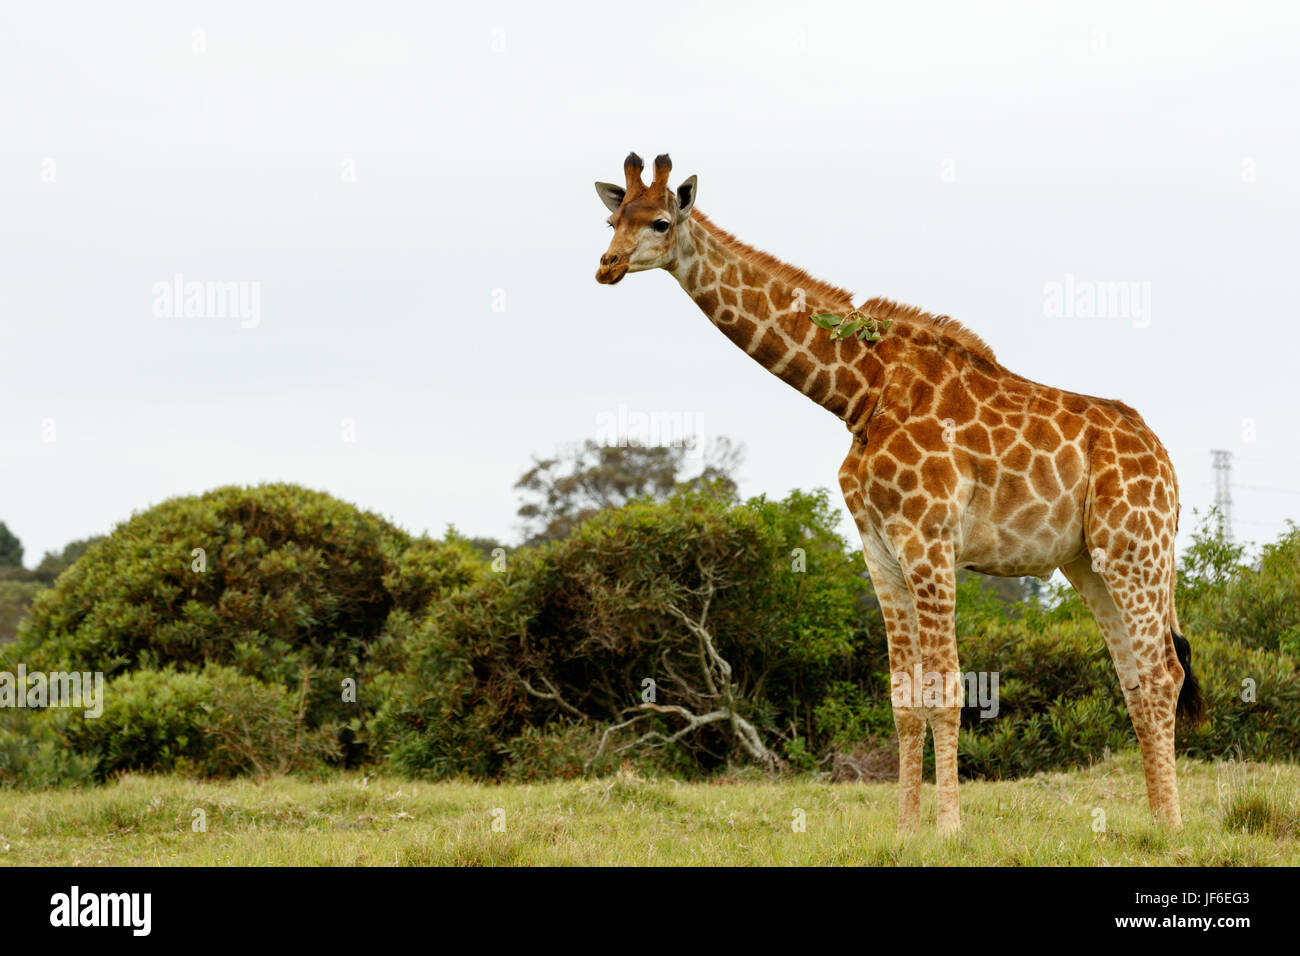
810;309;892;342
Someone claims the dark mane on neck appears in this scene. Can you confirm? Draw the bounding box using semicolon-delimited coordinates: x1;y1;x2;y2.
690;209;855;308
686;211;996;362
859;296;997;363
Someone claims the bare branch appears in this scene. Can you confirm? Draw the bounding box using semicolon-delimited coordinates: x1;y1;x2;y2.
586;712;653;770
518;673;588;720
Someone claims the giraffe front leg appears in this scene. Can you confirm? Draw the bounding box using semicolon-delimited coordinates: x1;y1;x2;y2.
930;707;962;835
901;535;962;835
893;704;925;833
857;543;924;834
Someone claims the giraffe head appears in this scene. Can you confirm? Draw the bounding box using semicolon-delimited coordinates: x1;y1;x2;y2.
594;152;697;284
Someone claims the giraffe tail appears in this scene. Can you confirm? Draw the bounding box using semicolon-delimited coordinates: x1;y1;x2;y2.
1169;588;1206;725
1171;629;1205;724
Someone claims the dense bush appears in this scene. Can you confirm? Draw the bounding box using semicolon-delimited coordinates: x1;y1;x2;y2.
368;498;1300;783
66;665;340;779
370;488;886;779
1183;521;1300;658
66;668;218;775
0;665;339;786
2;480;1295;787
2;483;482;771
0;710;98;789
0;580;44;643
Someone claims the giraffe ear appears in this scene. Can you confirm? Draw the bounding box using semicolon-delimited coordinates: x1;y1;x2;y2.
595;182;625;213
675;175;698;222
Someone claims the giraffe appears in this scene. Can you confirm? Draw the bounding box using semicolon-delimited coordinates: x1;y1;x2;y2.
593;152;1205;833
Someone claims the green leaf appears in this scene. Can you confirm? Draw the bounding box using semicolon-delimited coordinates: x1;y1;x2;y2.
813;310;890;344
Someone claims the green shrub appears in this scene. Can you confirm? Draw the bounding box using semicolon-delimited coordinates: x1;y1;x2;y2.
812;681;894;752
498;723;616;782
59;664;339;780
1178;628;1300;762
0;710;98;789
0;580;44;644
65;668;218;775
5;483;1296;788
371;488;884;780
4;483;482;766
193;667;341;777
1185;521;1300;658
370;499;1300;783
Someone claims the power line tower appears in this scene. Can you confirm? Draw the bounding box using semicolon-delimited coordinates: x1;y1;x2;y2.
1211;449;1233;541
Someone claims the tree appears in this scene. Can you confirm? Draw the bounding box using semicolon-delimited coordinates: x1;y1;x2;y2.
462;536;506;563
0;523;22;568
0;581;44;643
514;437;745;546
33;537;103;584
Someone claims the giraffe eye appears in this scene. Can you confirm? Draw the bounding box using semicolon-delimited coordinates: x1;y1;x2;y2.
651;220;670;233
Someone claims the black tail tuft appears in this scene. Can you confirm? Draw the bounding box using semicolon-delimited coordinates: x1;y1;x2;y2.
1172;630;1206;725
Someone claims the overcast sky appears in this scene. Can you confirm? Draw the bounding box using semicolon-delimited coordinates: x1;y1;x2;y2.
2;0;1298;569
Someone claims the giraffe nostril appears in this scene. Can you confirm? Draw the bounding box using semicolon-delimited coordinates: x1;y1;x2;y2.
607;254;620;264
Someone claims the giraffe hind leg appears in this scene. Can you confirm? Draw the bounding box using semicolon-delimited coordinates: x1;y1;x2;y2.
1067;544;1184;826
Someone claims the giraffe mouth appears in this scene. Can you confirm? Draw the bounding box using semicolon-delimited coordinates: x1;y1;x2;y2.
595;263;628;285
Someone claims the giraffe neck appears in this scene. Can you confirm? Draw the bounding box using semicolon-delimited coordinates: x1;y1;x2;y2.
668;212;888;426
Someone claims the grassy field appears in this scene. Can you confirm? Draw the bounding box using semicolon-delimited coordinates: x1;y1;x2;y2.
1;750;1297;866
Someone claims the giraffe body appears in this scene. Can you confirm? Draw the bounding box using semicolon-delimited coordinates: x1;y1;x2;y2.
595;153;1203;832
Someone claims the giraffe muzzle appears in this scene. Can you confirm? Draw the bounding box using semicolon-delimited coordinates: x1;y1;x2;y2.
595;256;628;285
